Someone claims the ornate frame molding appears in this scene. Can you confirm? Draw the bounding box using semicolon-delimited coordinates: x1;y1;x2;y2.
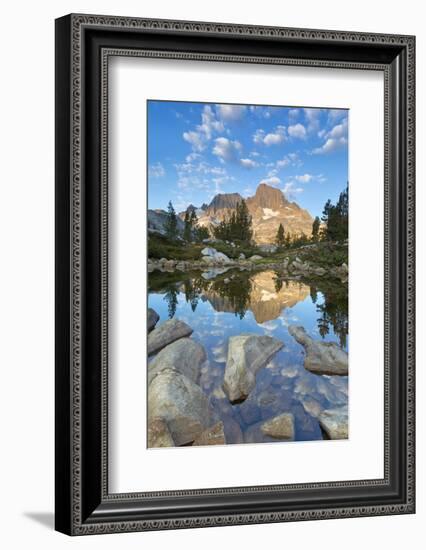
55;14;415;535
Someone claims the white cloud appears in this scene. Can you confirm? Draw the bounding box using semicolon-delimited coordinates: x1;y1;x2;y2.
295;173;313;183
253;129;265;144
304;108;321;133
148;162;165;178
312;137;347;154
263;125;286;146
183;130;206;152
200;105;224;138
283;181;303;198
312;118;348;154
327;109;347;124
249;106;272;119
293;173;326;183
174;160;226;177
217;104;246;121
185;152;201;162
253;125;286;146
212;137;242;162
288;108;300;120
182;105;224;151
249;151;260;157
261;175;281;186
327;117;348;139
240;158;258;169
276;152;302;169
276;158;290;168
288;123;307;139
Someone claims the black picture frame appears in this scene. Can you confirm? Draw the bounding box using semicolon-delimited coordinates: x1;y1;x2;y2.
55;13;415;535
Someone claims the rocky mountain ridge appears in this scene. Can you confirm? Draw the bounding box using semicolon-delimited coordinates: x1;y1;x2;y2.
150;182;314;244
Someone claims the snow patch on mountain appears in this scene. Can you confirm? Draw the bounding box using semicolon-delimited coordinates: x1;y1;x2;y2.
262;208;279;220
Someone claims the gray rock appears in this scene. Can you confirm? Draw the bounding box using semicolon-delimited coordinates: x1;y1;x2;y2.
201;247;217;256
147;319;193;356
249;255;263;261
238;253;246;260
148;338;206;385
318;406;348;439
147;308;160;332
193;421;226;446
147;417;175;448
288;325;348;375
261;413;295;440
223;334;284;403
148;369;215;445
313;267;327;276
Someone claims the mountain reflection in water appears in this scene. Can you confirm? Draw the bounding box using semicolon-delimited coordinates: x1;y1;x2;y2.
148;269;348;349
148;268;348;444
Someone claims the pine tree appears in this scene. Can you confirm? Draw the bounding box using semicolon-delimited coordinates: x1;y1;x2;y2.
164;200;178;239
212;200;253;244
275;223;285;247
183;210;191;241
284;232;292;248
312;216;321;241
320;184;349;242
235;199;253;244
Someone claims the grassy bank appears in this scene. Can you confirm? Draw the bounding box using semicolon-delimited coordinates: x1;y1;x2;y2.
148;232;348;268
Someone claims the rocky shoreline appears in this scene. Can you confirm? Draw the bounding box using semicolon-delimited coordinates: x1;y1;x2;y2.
148;246;348;283
147;307;349;448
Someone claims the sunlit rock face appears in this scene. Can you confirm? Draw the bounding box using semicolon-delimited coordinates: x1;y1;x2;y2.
178;182;314;244
203;271;310;324
249;272;310;324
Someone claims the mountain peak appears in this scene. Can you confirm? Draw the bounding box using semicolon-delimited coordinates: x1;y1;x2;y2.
208;192;243;213
249;183;288;209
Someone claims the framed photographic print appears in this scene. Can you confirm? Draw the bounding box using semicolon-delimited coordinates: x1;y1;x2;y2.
55;14;415;535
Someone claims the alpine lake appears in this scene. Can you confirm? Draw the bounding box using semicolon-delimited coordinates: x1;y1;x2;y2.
148;265;348;446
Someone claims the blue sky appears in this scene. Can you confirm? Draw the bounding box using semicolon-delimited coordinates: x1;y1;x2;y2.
147;101;348;218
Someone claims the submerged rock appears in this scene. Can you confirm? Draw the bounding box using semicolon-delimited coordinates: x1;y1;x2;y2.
148;338;206;386
147;308;160;332
147;319;193;356
193;421;226;446
148;369;216;446
318;406;348;439
147;417;175;448
288;325;348;376
261;413;295;440
223;334;284;404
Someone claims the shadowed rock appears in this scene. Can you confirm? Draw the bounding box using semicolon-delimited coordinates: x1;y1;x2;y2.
318;406;348;439
147;308;160;332
147;319;193;356
261;413;295;440
148;338;206;386
223;334;284;404
147;417;174;448
193;421;226;446
288;325;348;376
148;369;216;446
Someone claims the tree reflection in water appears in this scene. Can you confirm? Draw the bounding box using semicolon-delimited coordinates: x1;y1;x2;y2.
149;269;348;348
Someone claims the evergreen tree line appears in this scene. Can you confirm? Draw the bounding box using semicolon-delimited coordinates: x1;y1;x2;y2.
211;199;253;244
164;183;348;247
274;184;349;248
164;201;209;242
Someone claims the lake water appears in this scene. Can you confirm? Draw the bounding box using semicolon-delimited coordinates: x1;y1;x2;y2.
148;268;348;445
